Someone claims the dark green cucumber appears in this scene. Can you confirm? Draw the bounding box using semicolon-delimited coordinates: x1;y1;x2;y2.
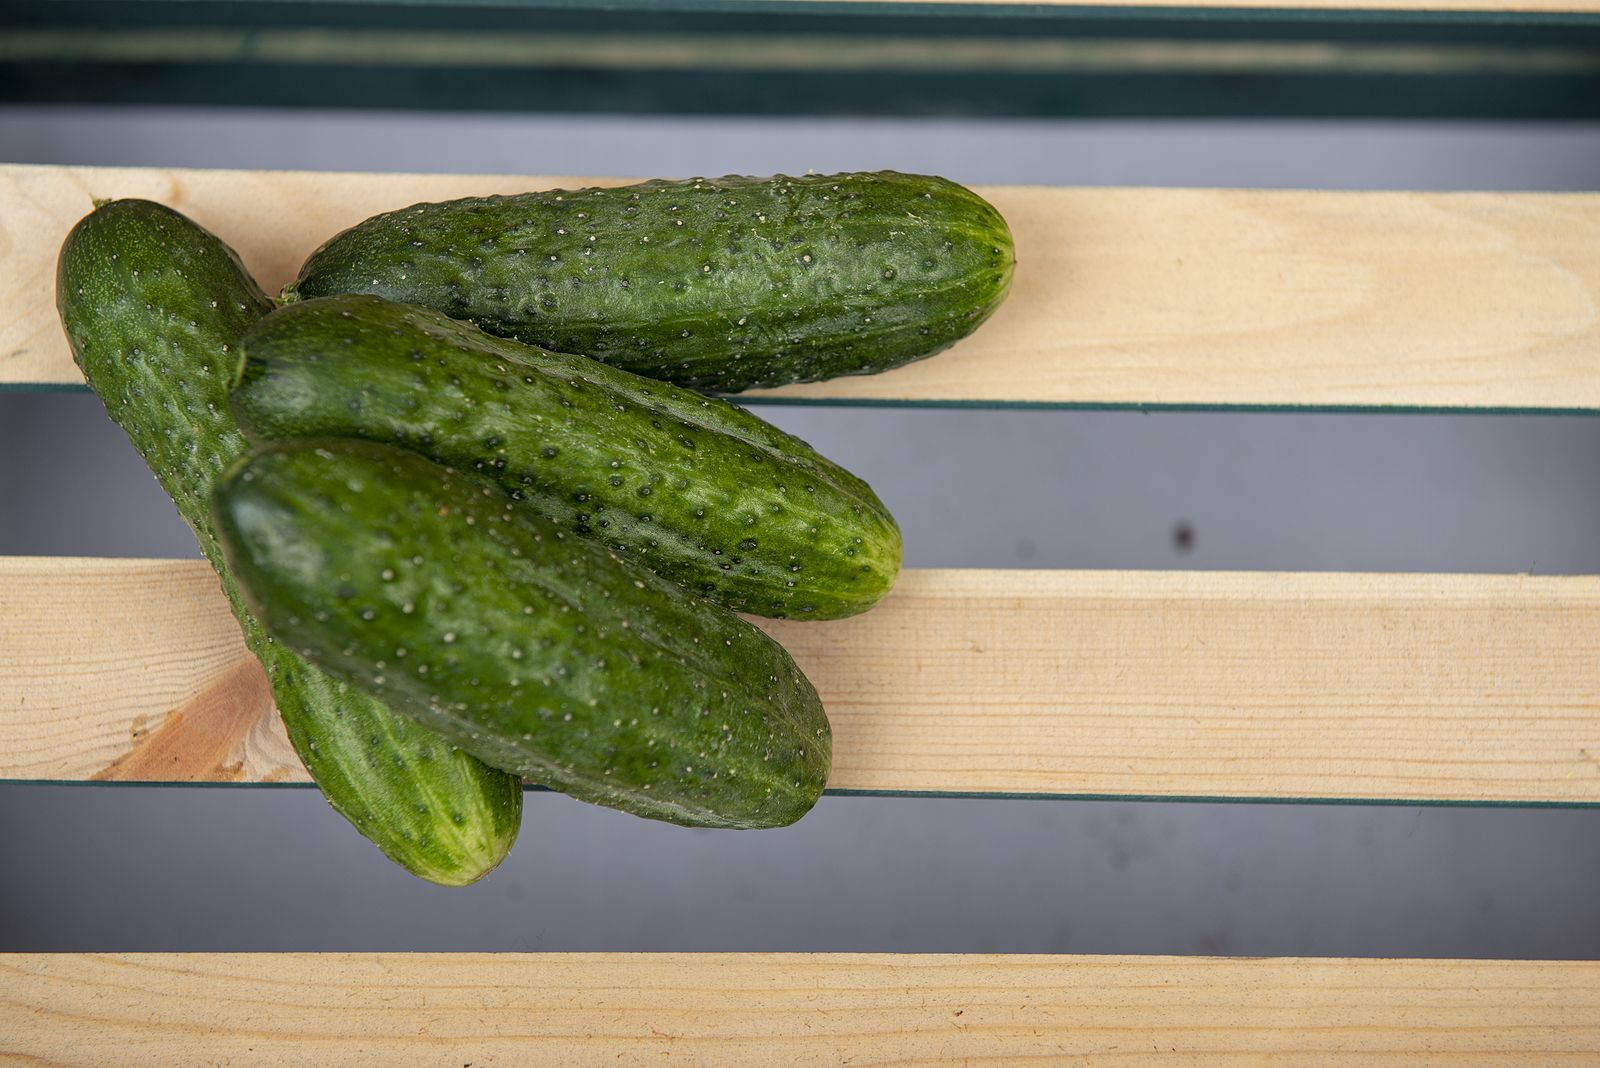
213;440;832;829
56;199;521;885
289;171;1014;393
232;294;901;620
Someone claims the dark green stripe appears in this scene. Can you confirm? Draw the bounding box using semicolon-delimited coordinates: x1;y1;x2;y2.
12;778;1599;807
7;0;1600;116
33;0;1600;28
17;380;1600;417
7;29;1600;74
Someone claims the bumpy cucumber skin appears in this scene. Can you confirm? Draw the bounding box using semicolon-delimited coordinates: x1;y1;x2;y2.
56;200;521;886
213;440;832;829
289;171;1014;393
232;295;901;620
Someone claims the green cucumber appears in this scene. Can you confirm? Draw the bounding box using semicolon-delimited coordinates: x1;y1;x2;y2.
56;199;521;885
213;439;832;829
289;171;1014;393
231;294;901;620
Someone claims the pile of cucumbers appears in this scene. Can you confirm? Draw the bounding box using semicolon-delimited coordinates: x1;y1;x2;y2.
56;171;1015;884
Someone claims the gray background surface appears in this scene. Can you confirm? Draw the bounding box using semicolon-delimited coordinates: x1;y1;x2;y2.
2;109;1598;956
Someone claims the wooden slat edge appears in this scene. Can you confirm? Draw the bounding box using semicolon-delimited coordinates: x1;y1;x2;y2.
4;556;1599;803
6;163;1600;410
3;953;1598;1065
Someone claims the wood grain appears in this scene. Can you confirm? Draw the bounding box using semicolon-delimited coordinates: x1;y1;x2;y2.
0;558;300;785
5;557;1600;803
3;952;1598;1066
5;163;1599;410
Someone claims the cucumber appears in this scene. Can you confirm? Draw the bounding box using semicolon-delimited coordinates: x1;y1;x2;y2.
288;171;1014;394
231;294;901;620
56;199;521;885
213;439;832;829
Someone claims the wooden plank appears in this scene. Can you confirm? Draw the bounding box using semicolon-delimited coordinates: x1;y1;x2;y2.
5;164;1599;410
3;953;1598;1065
4;557;1600;803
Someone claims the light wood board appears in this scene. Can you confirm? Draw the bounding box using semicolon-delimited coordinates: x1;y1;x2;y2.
5;164;1599;410
4;556;1599;803
4;952;1598;1065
